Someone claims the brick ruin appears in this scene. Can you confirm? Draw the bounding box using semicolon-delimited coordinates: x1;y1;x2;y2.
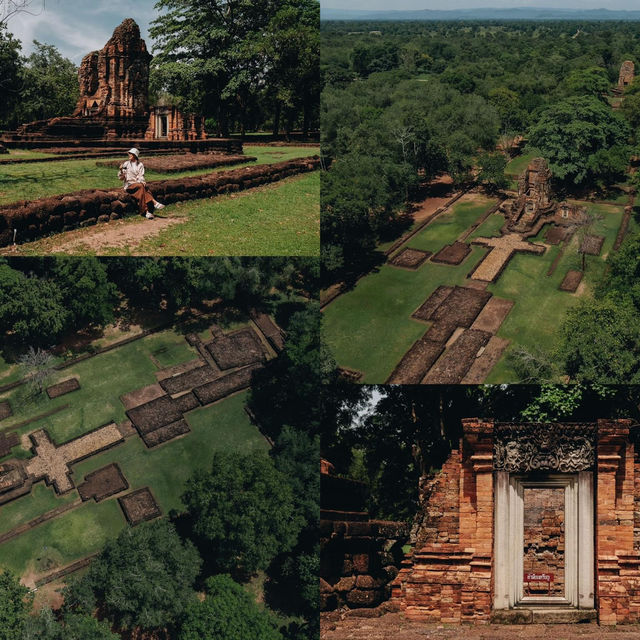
389;418;640;625
320;466;409;610
618;60;635;92
0;317;283;511
500;158;587;235
2;19;206;145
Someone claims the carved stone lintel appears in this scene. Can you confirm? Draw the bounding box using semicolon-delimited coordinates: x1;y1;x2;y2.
494;423;596;473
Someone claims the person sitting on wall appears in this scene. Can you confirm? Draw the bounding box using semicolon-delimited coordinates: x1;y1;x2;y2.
118;148;165;219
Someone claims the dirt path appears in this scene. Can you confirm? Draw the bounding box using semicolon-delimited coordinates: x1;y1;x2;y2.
1;214;186;255
321;612;640;639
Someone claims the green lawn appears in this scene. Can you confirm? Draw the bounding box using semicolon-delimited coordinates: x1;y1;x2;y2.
486;202;623;381
0;329;198;447
405;195;497;253
136;171;319;256
323;246;488;382
0;391;267;577
0;484;77;536
505;150;539;177
0;146;317;205
469;212;505;239
325;196;625;383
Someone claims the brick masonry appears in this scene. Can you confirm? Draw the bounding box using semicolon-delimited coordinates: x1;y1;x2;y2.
389;418;640;625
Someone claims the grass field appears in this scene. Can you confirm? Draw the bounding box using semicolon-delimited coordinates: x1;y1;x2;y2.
0;146;317;205
505;150;539;177
323;246;489;382
324;193;625;383
405;194;497;252
0;388;266;577
136;171;319;256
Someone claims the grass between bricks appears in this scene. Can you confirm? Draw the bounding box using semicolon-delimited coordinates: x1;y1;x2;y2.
8;170;319;257
0;391;267;577
0;146;317;205
0;330;199;446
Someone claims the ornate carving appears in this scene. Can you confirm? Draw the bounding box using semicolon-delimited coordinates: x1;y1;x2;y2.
494;423;596;472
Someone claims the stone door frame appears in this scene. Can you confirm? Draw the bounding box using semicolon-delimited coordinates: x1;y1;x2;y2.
494;470;594;611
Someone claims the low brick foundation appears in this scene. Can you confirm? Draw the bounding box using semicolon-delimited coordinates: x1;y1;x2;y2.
0;156;319;246
320;470;409;611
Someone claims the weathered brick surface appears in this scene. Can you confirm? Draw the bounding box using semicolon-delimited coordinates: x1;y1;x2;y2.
391;418;640;625
320;472;409;611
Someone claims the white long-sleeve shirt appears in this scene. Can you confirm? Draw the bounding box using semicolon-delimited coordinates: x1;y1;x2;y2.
119;160;146;188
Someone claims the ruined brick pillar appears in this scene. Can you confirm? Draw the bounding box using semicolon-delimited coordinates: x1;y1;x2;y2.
596;418;638;625
392;419;494;623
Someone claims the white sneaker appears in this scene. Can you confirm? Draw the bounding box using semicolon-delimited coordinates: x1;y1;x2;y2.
145;212;154;220
154;201;165;210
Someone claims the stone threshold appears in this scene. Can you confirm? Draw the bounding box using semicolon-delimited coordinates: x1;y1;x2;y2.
491;608;597;624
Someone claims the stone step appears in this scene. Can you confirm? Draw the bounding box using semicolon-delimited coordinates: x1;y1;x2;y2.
492;608;597;624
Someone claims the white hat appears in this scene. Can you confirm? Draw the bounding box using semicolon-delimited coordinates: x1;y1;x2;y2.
127;148;140;157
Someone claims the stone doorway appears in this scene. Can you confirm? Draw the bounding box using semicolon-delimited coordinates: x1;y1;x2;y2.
494;472;594;615
157;115;168;138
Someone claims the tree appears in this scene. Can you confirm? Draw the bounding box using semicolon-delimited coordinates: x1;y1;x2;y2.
1;0;44;23
64;520;201;633
150;0;318;136
566;67;609;101
0;24;21;128
182;451;301;575
528;96;631;187
248;307;326;440
53;258;117;328
178;575;282;640
557;297;640;383
15;41;78;124
0;570;30;640
0;263;69;345
17;346;54;395
22;608;119;640
477;152;508;193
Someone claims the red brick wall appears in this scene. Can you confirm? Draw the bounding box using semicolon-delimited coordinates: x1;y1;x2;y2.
391;418;640;625
391;418;494;623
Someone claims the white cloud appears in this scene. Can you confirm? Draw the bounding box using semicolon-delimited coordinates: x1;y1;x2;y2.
5;0;157;61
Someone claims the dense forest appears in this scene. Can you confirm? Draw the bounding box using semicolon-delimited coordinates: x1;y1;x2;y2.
0;0;319;136
321;384;640;522
321;20;640;383
0;257;321;640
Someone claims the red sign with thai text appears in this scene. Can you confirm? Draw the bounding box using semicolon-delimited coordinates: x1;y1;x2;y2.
524;572;553;582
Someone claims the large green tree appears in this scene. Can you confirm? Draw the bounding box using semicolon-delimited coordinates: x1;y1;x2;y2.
64;520;201;633
0;570;30;640
178;575;282;640
528;96;631;187
182;451;301;575
150;0;319;135
14;41;78;124
0;24;21;128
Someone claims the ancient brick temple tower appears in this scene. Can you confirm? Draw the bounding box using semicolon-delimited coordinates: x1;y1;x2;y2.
619;60;635;91
7;19;206;143
74;18;152;119
391;418;640;625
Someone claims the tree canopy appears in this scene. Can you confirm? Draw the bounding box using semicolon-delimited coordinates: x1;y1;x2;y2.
182;451;301;575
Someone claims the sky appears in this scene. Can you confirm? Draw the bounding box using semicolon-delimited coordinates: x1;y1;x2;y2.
4;0;160;62
321;0;640;10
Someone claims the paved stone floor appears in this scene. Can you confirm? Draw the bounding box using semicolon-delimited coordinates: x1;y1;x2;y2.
321;612;640;640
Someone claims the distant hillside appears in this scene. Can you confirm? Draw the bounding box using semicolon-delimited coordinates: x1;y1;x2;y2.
321;7;640;21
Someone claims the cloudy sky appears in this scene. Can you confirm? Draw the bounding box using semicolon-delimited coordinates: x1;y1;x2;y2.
322;0;640;10
5;0;160;61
